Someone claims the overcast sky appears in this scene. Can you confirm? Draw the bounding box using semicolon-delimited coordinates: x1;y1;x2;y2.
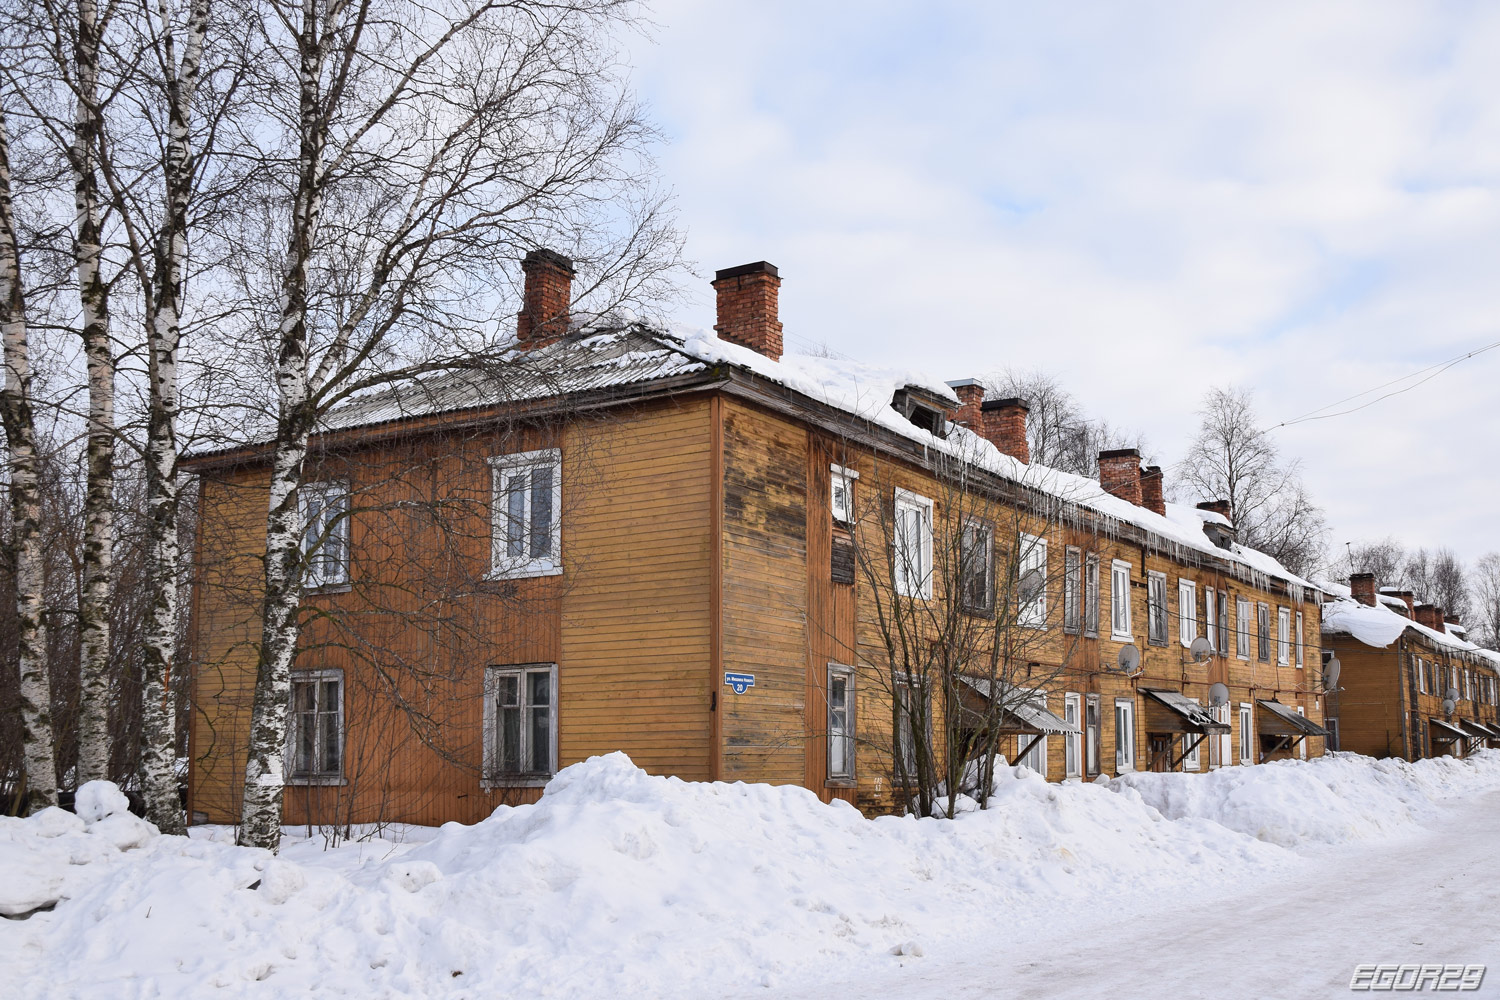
625;1;1500;568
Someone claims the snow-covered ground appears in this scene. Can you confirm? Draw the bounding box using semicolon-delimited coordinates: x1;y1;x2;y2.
3;751;1498;999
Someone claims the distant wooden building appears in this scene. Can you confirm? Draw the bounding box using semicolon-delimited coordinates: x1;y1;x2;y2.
185;253;1329;829
1322;574;1500;759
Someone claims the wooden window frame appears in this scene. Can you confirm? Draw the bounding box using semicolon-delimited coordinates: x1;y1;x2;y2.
1084;553;1100;639
1277;606;1291;666
830;464;858;526
959;518;996;616
1236;596;1251;659
1239;702;1254;765
826;663;856;784
1257;602;1271;663
488;448;563;580
286;668;345;785
1085;693;1102;778
1216;590;1230;655
1114;697;1136;773
1063;547;1082;635
1064;692;1082;777
482;663;559;788
1017;532;1047;628
1295;610;1305;669
1146;571;1168;646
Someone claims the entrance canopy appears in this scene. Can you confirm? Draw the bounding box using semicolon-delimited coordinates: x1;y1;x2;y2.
1255;699;1329;738
1140;688;1229;735
1429;717;1468;741
958;677;1079;735
1458;719;1497;739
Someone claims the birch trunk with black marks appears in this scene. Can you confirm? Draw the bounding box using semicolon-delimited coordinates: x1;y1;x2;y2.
136;0;209;836
70;0;117;787
0;110;58;813
237;5;325;850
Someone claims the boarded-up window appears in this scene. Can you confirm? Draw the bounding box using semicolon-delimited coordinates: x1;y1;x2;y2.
831;535;856;585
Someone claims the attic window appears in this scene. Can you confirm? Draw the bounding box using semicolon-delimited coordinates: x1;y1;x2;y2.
891;386;952;439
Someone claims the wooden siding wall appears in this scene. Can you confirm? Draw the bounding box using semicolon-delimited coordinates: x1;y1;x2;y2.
189;398;713;827
718;400;809;783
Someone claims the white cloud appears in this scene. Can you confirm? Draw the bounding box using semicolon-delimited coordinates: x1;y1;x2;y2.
630;0;1500;567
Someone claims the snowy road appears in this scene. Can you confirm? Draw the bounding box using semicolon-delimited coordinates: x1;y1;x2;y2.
745;789;1500;1000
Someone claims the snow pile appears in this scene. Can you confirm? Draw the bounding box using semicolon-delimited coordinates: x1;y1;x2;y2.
1114;751;1500;848
3;752;1498;998
0;782;156;918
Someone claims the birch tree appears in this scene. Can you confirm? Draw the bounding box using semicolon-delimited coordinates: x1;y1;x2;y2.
233;0;678;850
0;107;58;812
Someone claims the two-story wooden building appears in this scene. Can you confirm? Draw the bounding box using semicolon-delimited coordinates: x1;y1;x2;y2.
1322;574;1500;759
185;253;1328;829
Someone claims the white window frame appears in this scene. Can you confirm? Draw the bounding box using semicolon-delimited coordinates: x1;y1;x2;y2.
1146;571;1168;646
1063;692;1082;778
1114;697;1136;772
1216;590;1230;654
286;668;345;785
830;464;858;525
895;676;928;779
1063;547;1082;635
1178;579;1198;647
827;663;856;783
893;489;934;600
483;663;559;786
1296;706;1308;758
1084;553;1100;638
1277;606;1291;666
300;480;351;590
1236;596;1251;659
488;449;563;579
1017;532;1047;628
1183;700;1203;772
1239;702;1254;765
1209;703;1231;769
1418;658;1428;695
1110;560;1133;640
1295;611;1304;668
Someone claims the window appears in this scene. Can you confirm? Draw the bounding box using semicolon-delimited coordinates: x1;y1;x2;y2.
830;464;857;525
1114;698;1136;772
1239;703;1254;764
1326;717;1340;752
1063;548;1082;634
1257;603;1271;663
1204;588;1217;652
895;679;927;779
288;670;343;782
1018;691;1048;773
484;664;557;782
1217;591;1230;654
960;520;995;614
1236;596;1251;659
489;449;562;578
1183;733;1201;771
893;489;933;599
1295;611;1304;668
1085;694;1102;777
1418;658;1428;695
1064;693;1082;777
1110;560;1133;640
300;481;350;589
1017;533;1047;627
1178;579;1198;647
1296;706;1308;758
1085;554;1100;638
1147;572;1168;646
1209;703;1230;768
827;665;855;782
1277;607;1291;666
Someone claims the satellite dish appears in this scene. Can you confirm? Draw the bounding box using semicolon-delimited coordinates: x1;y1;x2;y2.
1445;687;1460;703
1323;657;1341;691
1188;636;1213;663
1442;698;1457;716
1116;643;1141;675
1208;682;1230;707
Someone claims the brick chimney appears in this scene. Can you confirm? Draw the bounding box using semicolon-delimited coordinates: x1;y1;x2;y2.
516;249;575;349
981;398;1030;464
1098;448;1142;506
1391;591;1415;616
1415;604;1444;632
1140;465;1165;516
1444;613;1461;629
1196;499;1232;523
1350;573;1377;607
712;261;783;360
947;379;985;430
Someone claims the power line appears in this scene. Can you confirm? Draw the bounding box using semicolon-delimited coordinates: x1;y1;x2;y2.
1269;337;1500;430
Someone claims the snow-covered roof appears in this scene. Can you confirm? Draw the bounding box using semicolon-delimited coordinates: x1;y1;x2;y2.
1319;582;1500;670
240;322;1320;594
